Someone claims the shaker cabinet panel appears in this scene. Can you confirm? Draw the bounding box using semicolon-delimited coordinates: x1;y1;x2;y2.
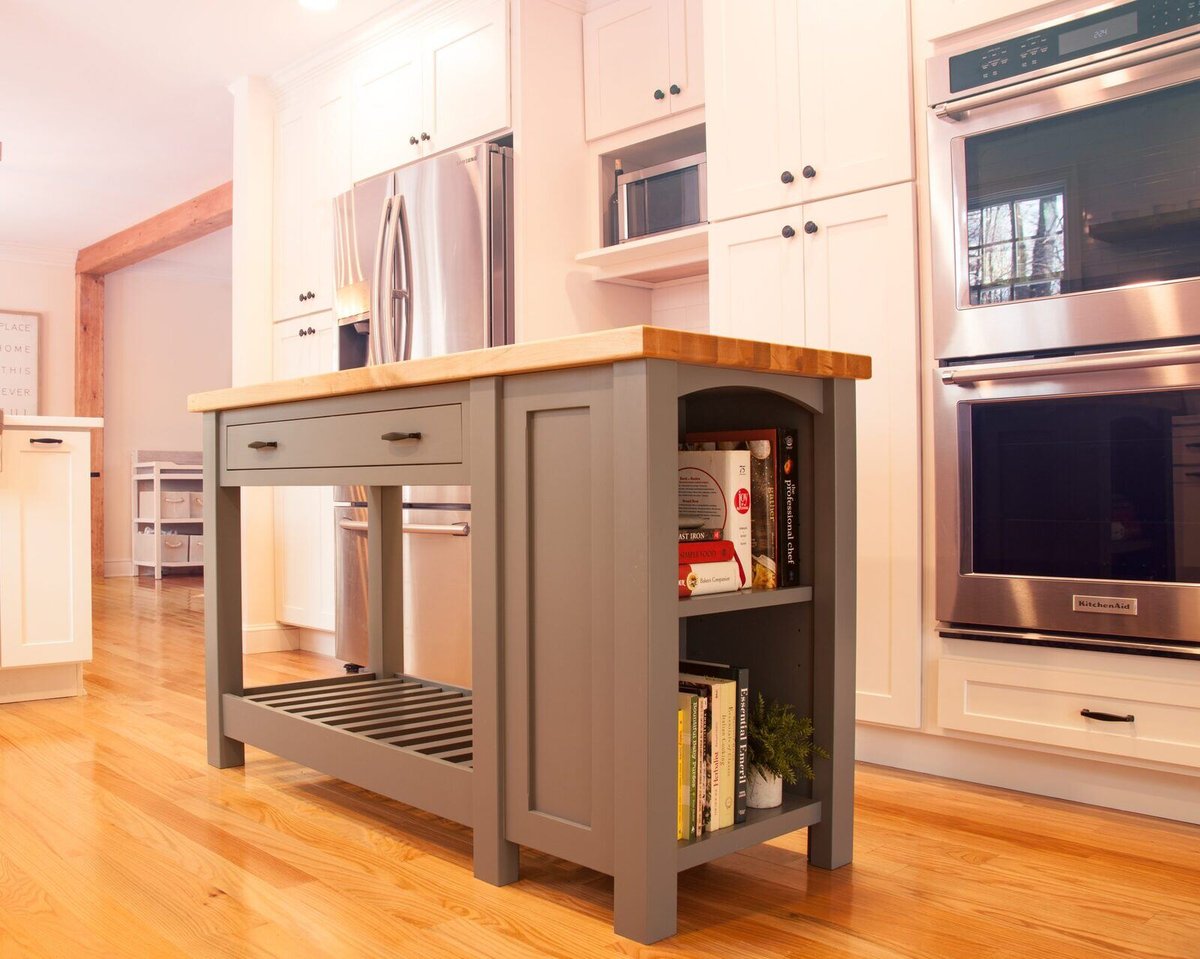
351;38;425;184
704;0;913;221
274;105;309;322
0;428;93;668
666;0;705;116
584;0;672;140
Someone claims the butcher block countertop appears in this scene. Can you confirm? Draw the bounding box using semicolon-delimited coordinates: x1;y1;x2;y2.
188;325;871;413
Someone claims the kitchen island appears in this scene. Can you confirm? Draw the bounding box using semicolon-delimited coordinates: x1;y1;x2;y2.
188;326;869;944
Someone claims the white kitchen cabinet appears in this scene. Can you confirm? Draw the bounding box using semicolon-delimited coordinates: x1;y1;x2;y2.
709;183;922;728
272;313;337;632
704;0;913;222
275;75;351;322
583;0;703;141
0;422;94;672
351;0;510;183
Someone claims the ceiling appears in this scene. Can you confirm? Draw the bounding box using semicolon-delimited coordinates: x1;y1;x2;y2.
0;0;399;255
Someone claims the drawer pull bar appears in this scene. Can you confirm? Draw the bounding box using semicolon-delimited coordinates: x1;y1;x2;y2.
381;431;422;442
247;441;278;450
1080;708;1135;723
29;437;64;445
338;520;469;537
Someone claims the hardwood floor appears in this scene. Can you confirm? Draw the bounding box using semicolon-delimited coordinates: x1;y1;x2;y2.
1;575;1198;958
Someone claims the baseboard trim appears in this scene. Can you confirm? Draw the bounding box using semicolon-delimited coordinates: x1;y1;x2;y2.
242;623;300;654
857;722;1200;825
297;629;336;657
104;560;136;578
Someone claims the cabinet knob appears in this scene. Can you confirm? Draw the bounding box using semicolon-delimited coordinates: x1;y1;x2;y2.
306;326;316;335
409;136;419;145
669;83;681;95
299;328;307;337
802;165;816;179
654;88;666;100
420;132;431;141
780;170;794;184
804;221;818;234
781;225;796;238
297;293;304;302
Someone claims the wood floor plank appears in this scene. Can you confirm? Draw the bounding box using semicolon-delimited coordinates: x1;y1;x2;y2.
1;574;1198;958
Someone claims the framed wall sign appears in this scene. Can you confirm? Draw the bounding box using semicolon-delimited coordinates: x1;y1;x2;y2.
0;310;39;415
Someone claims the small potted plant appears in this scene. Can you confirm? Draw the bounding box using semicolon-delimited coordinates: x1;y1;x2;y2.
746;693;828;808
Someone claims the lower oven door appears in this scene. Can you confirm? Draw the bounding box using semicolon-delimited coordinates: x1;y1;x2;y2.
935;342;1200;650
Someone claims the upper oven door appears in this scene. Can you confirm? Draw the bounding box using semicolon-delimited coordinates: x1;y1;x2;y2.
935;344;1200;643
929;37;1200;359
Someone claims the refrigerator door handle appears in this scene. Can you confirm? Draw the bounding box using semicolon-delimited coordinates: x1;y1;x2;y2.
370;195;396;366
395;194;414;362
337;519;470;536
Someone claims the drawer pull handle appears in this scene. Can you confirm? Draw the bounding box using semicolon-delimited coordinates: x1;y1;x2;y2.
1187;442;1200;448
381;431;422;442
248;441;278;450
1081;708;1135;723
1187;471;1200;478
29;437;64;445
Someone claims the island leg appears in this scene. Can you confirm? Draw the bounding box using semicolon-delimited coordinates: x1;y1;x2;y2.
204;410;245;768
469;377;519;885
809;378;857;868
612;360;680;943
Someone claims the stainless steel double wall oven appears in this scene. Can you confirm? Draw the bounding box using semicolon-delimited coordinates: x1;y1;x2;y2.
928;1;1200;656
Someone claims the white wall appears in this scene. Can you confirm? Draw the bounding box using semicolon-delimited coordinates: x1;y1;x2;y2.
102;232;232;575
0;245;77;416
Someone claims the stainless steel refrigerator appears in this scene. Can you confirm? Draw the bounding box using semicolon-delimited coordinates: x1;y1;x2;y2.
331;140;513;686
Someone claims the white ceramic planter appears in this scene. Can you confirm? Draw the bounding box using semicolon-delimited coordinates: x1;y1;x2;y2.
746;768;783;808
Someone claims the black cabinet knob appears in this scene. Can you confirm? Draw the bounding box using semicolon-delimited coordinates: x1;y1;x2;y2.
409;136;419;145
654;88;666;100
781;225;796;238
299;328;306;337
780;170;794;184
306;326;316;335
669;83;681;95
804;221;818;234
297;293;304;302
802;165;816;179
420;132;431;141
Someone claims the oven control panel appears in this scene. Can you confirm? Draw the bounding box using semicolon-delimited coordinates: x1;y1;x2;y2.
949;0;1200;94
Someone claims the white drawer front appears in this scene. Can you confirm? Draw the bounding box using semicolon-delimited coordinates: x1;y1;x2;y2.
939;657;1200;768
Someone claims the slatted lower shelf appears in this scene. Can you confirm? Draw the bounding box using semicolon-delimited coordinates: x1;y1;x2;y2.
223;673;475;826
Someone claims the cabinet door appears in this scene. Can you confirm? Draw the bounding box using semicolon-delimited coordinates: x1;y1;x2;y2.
305;78;352;315
703;0;802;221
801;184;921;728
795;0;913;203
424;0;510;155
272;314;336;632
274;104;310;321
707;204;805;344
584;0;672;140
351;34;424;183
0;429;92;667
666;0;704;114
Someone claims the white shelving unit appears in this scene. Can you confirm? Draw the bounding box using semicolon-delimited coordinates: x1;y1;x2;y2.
132;453;204;580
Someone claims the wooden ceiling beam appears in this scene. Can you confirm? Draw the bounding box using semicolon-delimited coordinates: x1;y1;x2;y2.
75;181;232;276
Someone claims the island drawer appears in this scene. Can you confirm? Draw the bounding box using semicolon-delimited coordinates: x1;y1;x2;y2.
224;403;463;472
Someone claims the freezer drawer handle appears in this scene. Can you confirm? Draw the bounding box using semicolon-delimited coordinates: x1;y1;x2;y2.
1080;708;1135;723
381;431;422;442
247;440;278;450
337;519;470;537
28;437;64;445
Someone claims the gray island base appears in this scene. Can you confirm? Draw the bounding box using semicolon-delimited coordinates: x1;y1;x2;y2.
191;326;867;944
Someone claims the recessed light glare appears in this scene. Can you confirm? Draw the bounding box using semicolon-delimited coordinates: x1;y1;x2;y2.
299;0;337;10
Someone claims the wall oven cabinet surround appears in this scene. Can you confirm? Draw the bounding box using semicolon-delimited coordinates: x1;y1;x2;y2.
936;344;1200;655
0;417;101;703
190;327;867;946
928;4;1200;359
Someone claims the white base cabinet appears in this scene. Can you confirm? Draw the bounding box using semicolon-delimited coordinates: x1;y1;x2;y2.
272;313;337;633
0;418;98;702
710;183;923;727
704;0;913;222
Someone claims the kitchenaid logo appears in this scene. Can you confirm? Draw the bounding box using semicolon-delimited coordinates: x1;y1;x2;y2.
1072;595;1138;616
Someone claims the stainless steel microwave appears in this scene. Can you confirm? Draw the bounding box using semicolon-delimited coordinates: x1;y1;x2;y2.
617;152;707;243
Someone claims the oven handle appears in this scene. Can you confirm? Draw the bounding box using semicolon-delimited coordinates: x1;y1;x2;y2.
941;345;1200;386
934;30;1200;121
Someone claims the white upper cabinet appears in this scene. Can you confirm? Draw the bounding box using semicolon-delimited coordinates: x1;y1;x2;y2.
351;0;510;183
704;0;913;222
275;75;351;322
709;183;922;728
583;0;703;141
0;426;93;669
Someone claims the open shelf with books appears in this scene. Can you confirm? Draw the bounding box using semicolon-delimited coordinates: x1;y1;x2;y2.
676;794;823;870
677;584;813;618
